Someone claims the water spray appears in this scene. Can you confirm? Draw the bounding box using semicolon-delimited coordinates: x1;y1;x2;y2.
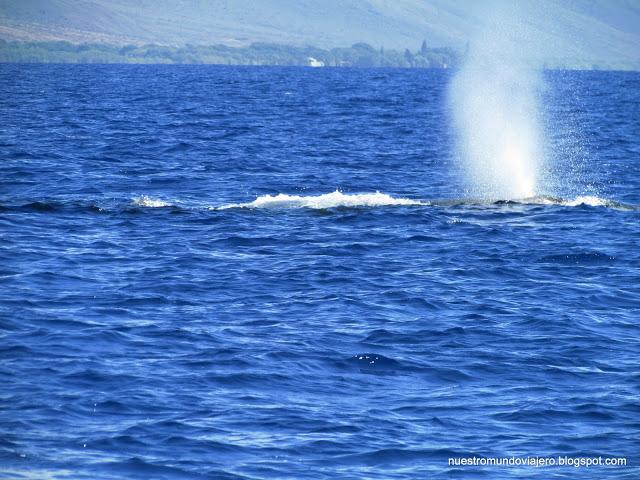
449;1;545;200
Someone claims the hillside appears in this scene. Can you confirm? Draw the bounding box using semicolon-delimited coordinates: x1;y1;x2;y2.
0;0;639;68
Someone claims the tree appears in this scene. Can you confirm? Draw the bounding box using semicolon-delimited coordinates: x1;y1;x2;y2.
404;48;414;67
421;40;427;55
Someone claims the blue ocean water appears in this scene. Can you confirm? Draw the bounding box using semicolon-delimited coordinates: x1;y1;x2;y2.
0;64;639;479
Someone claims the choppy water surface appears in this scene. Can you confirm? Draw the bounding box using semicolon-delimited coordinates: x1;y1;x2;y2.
1;65;639;479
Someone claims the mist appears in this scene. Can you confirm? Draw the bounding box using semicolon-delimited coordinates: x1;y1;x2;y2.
449;1;547;200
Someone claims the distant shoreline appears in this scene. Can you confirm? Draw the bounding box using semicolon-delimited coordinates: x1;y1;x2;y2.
0;40;458;69
1;40;637;71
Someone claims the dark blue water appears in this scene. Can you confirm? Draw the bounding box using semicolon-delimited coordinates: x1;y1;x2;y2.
1;65;639;479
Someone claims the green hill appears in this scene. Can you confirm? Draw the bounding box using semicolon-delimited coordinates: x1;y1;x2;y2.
1;0;639;69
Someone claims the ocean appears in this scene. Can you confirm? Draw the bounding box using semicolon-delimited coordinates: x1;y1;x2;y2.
1;64;639;479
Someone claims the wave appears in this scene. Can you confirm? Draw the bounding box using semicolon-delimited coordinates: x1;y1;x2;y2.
132;196;173;208
561;196;609;207
215;191;633;211
523;195;617;208
430;195;631;210
215;191;425;210
7;193;630;215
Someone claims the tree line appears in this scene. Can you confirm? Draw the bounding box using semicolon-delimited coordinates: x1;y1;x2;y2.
0;39;458;68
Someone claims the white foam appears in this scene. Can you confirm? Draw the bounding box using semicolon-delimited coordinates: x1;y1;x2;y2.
131;192;628;212
519;195;616;208
132;196;172;208
216;191;423;210
561;195;609;207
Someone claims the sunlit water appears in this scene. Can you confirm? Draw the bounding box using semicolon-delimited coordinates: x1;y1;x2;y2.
1;65;639;479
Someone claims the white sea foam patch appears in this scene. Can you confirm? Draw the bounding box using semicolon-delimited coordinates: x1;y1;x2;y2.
131;192;629;212
132;196;172;208
561;196;609;207
216;191;424;210
519;195;621;208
